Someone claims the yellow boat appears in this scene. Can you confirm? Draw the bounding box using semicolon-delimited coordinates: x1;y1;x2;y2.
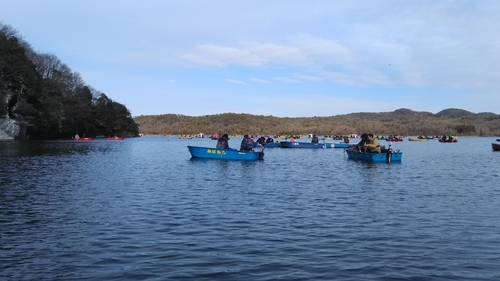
408;137;427;142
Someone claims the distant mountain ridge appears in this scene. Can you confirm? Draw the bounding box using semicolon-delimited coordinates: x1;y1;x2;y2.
436;108;475;118
134;108;500;136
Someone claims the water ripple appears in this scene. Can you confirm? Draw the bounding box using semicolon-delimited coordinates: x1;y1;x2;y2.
1;137;500;280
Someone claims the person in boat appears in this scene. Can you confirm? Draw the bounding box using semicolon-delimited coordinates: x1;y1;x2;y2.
311;134;319;144
240;135;256;151
216;134;229;149
364;133;381;153
256;136;266;145
442;135;447;141
266;137;274;143
350;133;368;153
343;136;349;143
355;133;369;146
74;133;79;139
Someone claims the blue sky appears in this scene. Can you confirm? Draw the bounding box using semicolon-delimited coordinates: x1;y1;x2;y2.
2;0;499;117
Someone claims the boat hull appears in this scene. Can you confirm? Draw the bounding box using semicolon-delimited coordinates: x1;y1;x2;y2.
439;139;458;143
279;141;324;148
74;137;94;141
492;143;500;151
331;143;350;148
263;142;280;148
187;146;264;160
385;138;403;142
346;149;402;163
409;138;427;142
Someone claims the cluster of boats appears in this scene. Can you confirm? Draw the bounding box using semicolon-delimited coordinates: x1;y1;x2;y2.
406;136;459;143
73;136;124;141
187;138;402;163
188;135;500;161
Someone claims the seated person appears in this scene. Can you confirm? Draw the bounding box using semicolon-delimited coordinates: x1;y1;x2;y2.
356;133;369;146
266;137;274;143
240;135;256;151
365;133;381;153
216;134;229;149
311;134;319;143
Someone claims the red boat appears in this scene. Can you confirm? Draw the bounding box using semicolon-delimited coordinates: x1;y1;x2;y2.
106;136;124;140
385;138;403;142
439;139;458;143
492;143;500;151
74;137;94;141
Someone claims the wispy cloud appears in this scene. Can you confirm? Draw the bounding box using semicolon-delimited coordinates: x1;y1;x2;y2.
294;73;323;82
275;77;301;83
250;78;270;84
182;54;226;67
224;79;247;85
190;44;268;66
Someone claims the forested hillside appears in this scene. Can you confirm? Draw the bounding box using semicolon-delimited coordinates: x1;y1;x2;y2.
0;23;138;139
134;109;500;137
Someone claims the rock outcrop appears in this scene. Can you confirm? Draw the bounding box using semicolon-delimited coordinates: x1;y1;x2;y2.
0;117;22;140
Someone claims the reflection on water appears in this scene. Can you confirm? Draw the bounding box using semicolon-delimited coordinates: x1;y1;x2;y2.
1;137;500;280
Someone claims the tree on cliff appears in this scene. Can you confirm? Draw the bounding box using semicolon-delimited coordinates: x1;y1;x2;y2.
0;24;40;122
0;23;138;139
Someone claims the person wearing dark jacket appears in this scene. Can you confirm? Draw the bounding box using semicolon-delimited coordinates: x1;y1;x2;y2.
216;134;229;149
257;136;266;145
356;133;369;146
240;135;256;151
311;134;319;144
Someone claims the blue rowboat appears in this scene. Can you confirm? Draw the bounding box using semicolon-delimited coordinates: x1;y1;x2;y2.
187;146;264;160
324;142;350;148
279;141;324;148
263;142;280;148
333;143;350;148
345;147;402;163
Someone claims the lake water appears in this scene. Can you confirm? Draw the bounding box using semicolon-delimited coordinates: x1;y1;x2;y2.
1;136;500;280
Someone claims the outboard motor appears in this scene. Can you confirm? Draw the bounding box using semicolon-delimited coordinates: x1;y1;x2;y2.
386;144;393;163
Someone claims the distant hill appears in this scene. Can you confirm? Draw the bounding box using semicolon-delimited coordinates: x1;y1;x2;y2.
436;108;474;118
134;108;500;136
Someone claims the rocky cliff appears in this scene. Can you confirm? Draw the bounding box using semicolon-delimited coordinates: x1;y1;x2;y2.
0;117;23;140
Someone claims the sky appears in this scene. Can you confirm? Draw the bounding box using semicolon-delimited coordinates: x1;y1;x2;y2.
1;0;500;117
